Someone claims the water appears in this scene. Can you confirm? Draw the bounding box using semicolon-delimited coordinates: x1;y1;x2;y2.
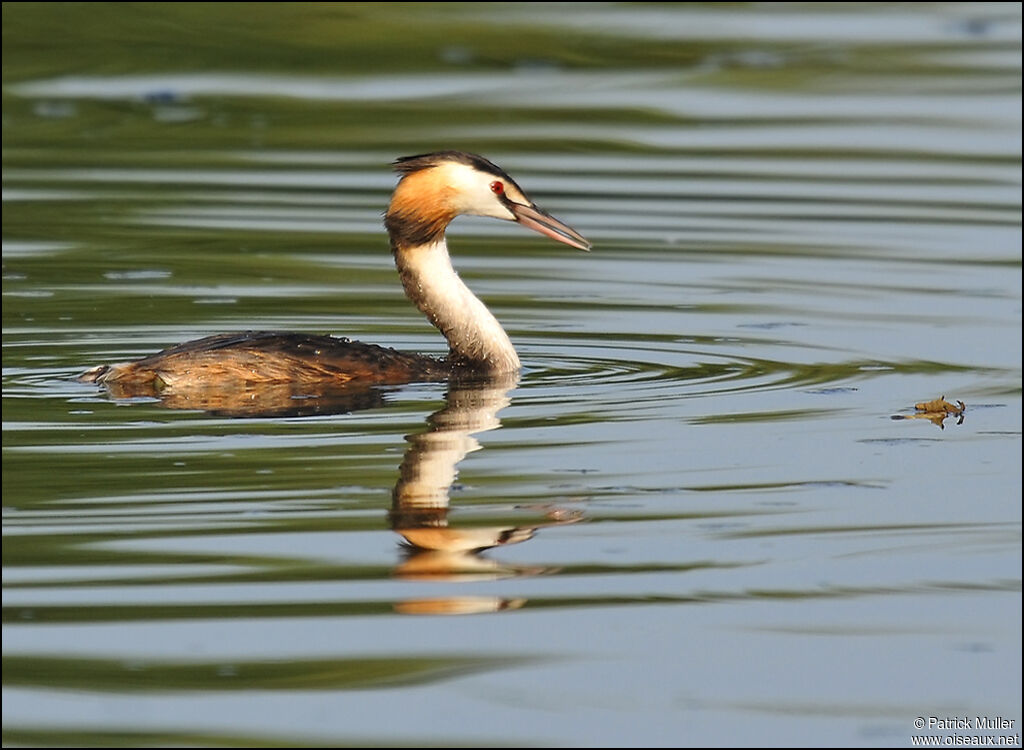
3;3;1021;747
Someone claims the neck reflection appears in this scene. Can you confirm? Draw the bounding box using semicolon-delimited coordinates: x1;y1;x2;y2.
389;372;581;615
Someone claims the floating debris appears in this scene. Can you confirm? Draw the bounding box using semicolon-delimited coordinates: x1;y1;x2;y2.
891;395;966;429
914;396;965;415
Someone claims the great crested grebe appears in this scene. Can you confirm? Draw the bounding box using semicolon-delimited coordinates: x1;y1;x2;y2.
80;151;590;394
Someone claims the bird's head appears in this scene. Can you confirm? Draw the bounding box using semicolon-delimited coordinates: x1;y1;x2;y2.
386;151;591;251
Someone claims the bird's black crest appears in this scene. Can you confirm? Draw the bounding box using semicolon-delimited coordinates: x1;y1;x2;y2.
393;151;516;184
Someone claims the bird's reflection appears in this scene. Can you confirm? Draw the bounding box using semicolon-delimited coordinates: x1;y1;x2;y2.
88;367;581;615
96;376;391;418
389;371;581;615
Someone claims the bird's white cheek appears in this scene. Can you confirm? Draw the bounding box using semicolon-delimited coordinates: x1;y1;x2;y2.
457;193;516;221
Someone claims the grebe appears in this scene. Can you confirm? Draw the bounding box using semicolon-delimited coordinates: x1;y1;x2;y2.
80;151;590;394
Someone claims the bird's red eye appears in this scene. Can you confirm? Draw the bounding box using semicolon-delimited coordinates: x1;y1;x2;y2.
490;181;504;194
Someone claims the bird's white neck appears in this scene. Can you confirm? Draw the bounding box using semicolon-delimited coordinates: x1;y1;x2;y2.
393;238;521;373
